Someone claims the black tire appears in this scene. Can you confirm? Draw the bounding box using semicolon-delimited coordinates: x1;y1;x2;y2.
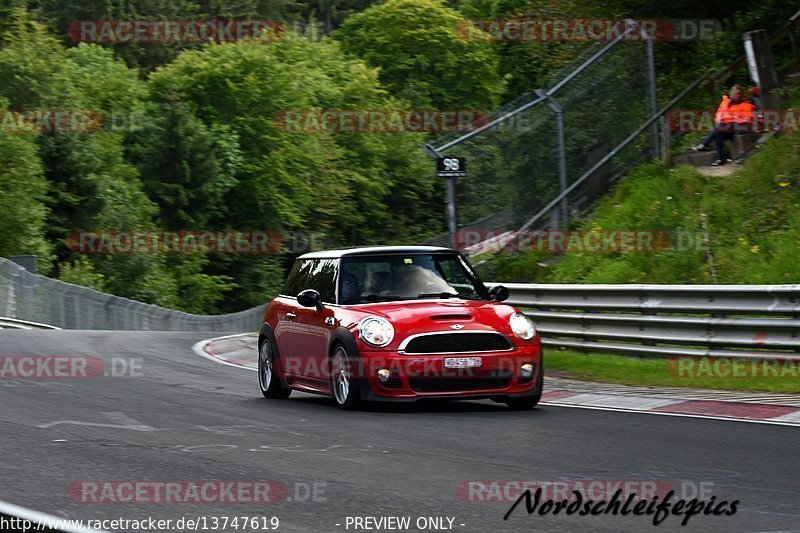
330;344;363;410
505;367;543;410
258;337;291;399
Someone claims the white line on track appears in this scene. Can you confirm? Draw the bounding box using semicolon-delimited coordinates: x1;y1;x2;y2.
193;334;800;427
191;334;257;372
542;401;800;427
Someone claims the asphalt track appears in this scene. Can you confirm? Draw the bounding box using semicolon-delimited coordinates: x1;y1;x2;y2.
0;330;798;533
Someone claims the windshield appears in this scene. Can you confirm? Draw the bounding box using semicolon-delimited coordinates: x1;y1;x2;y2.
338;253;488;304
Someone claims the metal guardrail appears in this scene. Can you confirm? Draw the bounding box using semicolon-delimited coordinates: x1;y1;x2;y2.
4;250;799;356
498;283;800;359
0;257;265;332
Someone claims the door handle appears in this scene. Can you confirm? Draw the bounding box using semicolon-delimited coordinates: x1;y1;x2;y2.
286;312;297;321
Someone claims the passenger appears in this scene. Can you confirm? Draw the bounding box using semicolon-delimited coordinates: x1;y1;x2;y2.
389;264;450;295
365;271;391;295
694;84;756;166
388;264;419;294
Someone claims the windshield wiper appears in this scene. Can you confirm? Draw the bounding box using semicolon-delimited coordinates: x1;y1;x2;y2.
417;292;485;300
417;292;460;299
357;294;408;302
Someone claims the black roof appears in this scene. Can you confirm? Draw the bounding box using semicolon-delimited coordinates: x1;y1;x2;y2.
298;245;456;259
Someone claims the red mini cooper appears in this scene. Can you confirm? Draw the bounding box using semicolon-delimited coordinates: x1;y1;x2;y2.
257;246;542;410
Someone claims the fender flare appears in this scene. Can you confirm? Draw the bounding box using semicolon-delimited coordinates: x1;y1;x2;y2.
328;326;360;357
327;326;370;400
258;323;288;383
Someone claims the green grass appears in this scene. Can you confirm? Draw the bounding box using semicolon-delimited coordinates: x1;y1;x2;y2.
547;349;800;394
482;131;800;285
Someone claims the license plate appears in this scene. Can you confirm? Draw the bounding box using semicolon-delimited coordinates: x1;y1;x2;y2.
444;357;483;368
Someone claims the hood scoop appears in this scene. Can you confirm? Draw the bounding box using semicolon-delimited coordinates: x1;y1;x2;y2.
429;313;473;321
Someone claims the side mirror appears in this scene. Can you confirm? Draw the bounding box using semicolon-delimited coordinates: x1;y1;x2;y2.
297;289;324;312
488;285;509;303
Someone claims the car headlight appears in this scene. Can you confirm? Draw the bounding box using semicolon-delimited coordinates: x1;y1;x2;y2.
510;312;536;341
358;316;394;347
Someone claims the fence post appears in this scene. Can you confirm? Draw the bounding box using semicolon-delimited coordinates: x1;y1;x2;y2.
744;29;781;112
536;90;568;226
661;114;672;166
646;38;660;159
445;175;458;248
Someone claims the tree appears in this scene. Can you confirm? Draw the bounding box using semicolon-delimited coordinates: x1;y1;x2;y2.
147;34;444;309
0;107;51;263
335;0;504;110
131;97;239;229
0;13;234;311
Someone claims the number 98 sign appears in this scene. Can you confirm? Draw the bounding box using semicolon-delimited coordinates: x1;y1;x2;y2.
436;157;466;178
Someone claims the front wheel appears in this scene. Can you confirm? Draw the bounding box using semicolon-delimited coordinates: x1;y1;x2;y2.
330;345;363;410
258;338;291;399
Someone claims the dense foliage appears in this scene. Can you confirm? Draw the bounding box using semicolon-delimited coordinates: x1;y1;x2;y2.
0;0;797;313
487;133;800;285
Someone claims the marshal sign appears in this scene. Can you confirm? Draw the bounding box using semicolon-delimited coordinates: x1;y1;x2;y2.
436;157;466;178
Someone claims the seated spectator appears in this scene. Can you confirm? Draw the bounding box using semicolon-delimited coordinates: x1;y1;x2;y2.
694;84;756;166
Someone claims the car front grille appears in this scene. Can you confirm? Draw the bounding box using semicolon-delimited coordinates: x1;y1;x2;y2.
409;370;513;392
400;332;512;354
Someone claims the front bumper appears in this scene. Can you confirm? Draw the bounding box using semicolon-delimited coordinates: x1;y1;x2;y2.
355;345;542;401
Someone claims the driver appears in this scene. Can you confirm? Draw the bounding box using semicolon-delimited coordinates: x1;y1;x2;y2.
340;272;361;300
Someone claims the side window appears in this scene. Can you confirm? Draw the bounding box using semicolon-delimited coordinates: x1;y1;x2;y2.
303;259;338;303
435;256;480;298
282;259;338;302
281;260;309;297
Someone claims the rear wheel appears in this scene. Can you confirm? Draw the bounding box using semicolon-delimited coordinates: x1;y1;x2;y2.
330;345;362;410
258;338;291;399
505;367;543;410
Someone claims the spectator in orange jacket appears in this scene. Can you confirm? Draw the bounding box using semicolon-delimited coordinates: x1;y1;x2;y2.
694;84;756;165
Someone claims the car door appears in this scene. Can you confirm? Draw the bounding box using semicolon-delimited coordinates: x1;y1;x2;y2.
283;259;338;390
273;259;308;378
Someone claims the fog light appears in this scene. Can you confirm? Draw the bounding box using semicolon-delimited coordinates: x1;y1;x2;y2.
377;369;391;383
520;363;534;379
